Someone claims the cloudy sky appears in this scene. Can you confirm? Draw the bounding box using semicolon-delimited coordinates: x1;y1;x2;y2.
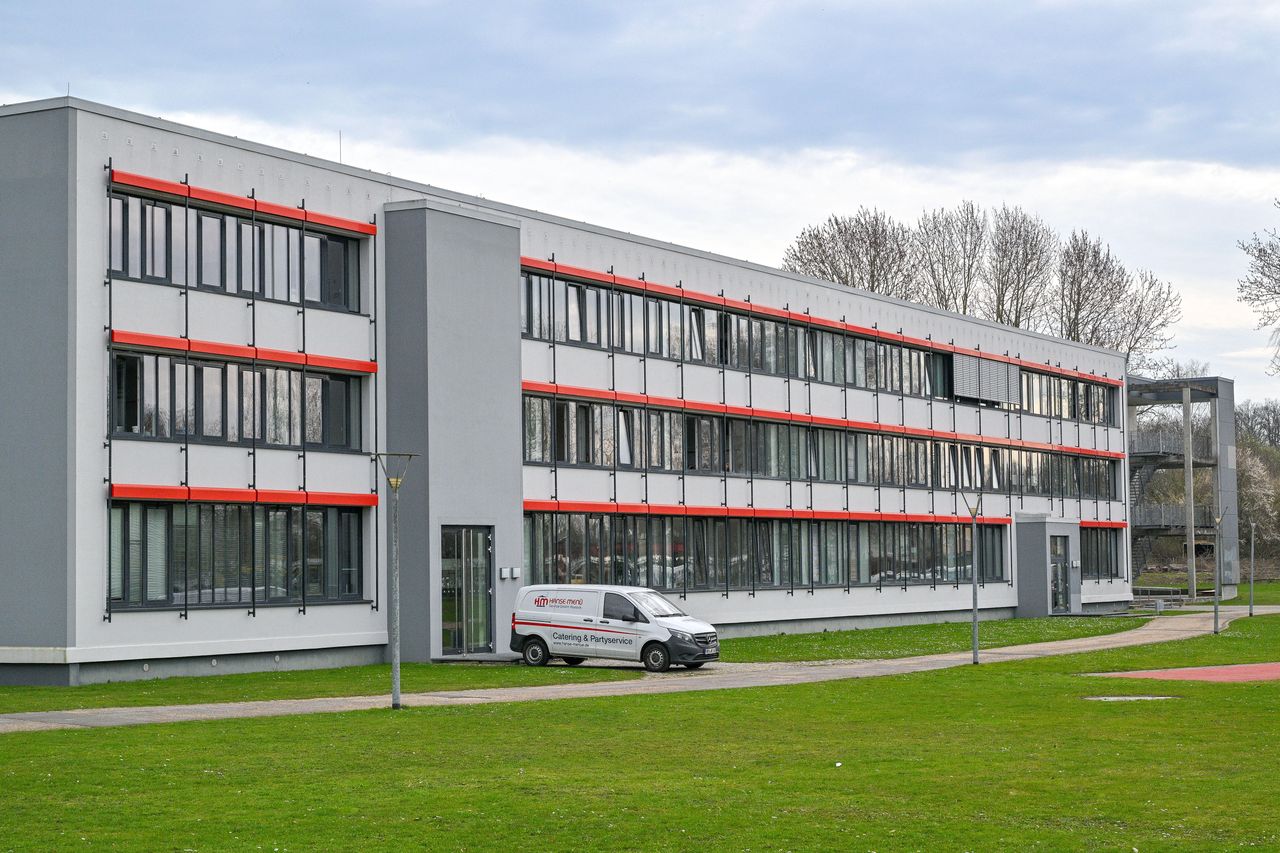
3;1;1279;399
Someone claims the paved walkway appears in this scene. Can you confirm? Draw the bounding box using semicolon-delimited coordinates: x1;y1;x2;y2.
3;607;1276;735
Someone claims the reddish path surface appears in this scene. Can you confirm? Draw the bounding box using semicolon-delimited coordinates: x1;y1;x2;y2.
1098;662;1280;683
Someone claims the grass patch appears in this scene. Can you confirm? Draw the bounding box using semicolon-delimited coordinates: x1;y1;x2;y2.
0;662;639;715
719;615;1145;662
1;616;1278;850
1225;579;1280;606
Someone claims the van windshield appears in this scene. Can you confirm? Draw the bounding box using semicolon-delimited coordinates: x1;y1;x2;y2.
632;591;686;618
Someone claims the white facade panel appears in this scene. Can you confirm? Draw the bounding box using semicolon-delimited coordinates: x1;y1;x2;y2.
306;452;371;493
254;301;302;353
305;310;373;361
187;444;254;489
254;447;304;492
111;280;185;336
112;440;185;486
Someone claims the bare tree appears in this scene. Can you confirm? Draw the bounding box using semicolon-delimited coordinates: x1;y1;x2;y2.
1051;230;1124;346
1237;199;1280;371
914;201;987;314
1050;231;1180;367
781;208;918;301
977;205;1055;331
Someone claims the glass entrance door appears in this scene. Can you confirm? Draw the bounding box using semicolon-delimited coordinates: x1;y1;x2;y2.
440;526;494;655
1050;535;1070;614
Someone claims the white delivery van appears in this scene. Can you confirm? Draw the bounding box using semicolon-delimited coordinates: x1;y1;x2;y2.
510;585;719;672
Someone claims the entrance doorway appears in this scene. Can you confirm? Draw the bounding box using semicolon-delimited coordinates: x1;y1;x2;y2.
440;526;494;655
1050;535;1070;614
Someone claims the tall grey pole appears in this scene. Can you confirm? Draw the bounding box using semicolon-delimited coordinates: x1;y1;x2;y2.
1250;521;1256;618
971;510;979;665
389;477;402;709
1183;387;1196;600
1213;515;1221;635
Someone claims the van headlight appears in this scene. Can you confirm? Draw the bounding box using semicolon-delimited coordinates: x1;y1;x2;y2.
668;629;694;643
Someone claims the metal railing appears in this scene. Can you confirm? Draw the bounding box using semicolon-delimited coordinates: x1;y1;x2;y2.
1131;503;1215;528
1128;428;1214;459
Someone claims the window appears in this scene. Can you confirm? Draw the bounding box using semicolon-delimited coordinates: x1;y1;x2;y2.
110;500;363;608
603;592;642;622
112;352;359;451
109;192;364;312
198;213;223;289
304;374;362;450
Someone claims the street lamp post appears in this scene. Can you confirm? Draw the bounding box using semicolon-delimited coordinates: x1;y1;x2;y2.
1250;521;1256;618
374;452;419;710
959;491;982;665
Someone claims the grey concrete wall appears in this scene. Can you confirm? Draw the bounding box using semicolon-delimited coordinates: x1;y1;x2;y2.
1215;379;1239;584
384;201;523;661
0;107;74;647
1015;517;1081;617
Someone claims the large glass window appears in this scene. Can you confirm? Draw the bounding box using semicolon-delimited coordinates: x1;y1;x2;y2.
109;501;363;609
112;352;360;451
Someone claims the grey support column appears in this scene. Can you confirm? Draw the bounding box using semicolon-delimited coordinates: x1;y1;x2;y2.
1183;386;1195;598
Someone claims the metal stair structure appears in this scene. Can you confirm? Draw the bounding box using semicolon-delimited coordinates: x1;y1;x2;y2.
1127;376;1239;591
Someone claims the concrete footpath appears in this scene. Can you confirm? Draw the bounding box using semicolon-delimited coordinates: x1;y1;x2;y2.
2;607;1275;735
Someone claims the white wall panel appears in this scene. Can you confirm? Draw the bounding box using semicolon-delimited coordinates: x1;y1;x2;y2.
254;447;303;492
305;452;371;493
187;290;252;346
111;440;184;485
187;444;254;489
305;310;373;361
254;301;301;352
111;280;184;337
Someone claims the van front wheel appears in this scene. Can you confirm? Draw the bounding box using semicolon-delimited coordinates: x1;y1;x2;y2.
522;638;549;667
642;643;671;673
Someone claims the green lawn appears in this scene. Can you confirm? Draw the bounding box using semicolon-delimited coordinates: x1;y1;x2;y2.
1226;579;1280;605
3;616;1279;850
719;615;1145;662
0;618;1146;715
0;662;639;715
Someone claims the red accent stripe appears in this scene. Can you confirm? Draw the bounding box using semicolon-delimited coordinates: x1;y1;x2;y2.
305;210;378;236
254;199;306;223
1080;520;1128;529
112;330;376;374
188;339;256;360
188;487;257;503
188;185;255;212
523;499;1011;524
112;485;378;507
514;619;639;637
111;329;189;352
254;347;308;366
305;354;379;374
109;170;190;198
110;171;377;236
525;380;1125;461
306;491;379;507
111;484;189;501
521;257;1125;388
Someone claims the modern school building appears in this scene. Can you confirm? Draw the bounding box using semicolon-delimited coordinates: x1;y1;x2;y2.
0;97;1130;684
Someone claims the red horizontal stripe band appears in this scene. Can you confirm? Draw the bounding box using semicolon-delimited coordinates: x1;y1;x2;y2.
515;620;638;637
111;330;376;373
110;171;378;236
1080;520;1128;529
521;257;1123;388
524;499;1012;525
111;484;378;507
524;381;1125;460
109;170;190;198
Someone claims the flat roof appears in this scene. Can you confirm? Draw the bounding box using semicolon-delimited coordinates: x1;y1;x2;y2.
1;95;1126;363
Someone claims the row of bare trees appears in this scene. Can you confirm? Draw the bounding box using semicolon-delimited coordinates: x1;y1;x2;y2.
781;202;1181;370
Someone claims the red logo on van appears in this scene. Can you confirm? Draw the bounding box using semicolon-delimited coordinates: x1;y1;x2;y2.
533;596;549;607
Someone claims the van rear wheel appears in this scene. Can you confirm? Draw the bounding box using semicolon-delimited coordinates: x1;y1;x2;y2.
522;638;549;667
562;657;586;666
642;643;671;673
